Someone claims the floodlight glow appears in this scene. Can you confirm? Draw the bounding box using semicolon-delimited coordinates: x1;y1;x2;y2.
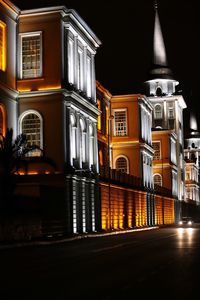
0;21;6;71
190;113;198;131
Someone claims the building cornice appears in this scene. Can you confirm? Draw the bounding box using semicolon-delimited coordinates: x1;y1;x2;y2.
19;6;101;50
0;0;20;20
0;82;18;99
63;90;99;116
148;94;187;109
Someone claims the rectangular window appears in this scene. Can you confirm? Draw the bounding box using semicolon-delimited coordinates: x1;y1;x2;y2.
152;142;161;160
114;110;127;136
168;108;174;119
20;32;42;79
0;21;6;71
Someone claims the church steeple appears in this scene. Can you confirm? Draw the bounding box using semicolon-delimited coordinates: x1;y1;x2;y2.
144;1;179;96
153;0;167;67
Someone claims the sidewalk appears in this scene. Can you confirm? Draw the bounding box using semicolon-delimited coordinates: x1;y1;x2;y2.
0;226;159;249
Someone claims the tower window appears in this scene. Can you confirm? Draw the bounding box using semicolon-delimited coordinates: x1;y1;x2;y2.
156;87;162;96
168;107;174;119
154;104;162;119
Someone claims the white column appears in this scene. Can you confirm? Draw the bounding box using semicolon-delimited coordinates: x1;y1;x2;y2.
91;54;96;102
74;35;78;89
83;46;87;95
76;112;81;168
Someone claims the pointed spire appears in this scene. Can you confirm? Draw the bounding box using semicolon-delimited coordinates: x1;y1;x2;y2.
190;112;198;131
153;0;167;66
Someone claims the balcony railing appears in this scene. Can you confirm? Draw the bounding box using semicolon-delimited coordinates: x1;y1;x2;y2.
99;166;173;197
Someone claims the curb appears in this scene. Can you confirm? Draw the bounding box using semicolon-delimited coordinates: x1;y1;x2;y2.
0;226;159;249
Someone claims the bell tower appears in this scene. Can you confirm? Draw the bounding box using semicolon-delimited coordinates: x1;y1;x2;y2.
144;1;187;217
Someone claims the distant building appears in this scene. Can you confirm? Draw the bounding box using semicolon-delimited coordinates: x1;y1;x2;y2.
184;113;200;205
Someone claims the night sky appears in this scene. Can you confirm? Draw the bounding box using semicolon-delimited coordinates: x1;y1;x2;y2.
13;0;199;128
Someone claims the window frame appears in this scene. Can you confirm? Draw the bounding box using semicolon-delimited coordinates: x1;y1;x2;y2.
152;141;161;160
113;108;128;137
19;110;43;154
19;31;43;80
153;173;162;186
154;104;162;119
114;155;129;174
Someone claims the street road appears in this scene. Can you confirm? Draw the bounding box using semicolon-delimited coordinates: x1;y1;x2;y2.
0;226;200;299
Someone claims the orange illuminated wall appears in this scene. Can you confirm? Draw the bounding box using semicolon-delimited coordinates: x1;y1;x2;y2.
111;94;144;178
0;20;6;71
17;13;62;92
154;195;174;225
152;130;175;191
163;198;174;224
100;182;147;231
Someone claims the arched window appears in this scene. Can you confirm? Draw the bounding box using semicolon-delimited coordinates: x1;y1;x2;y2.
154;104;162;119
153;174;162;186
80;118;86;165
115;156;129;173
70;113;77;162
19;110;43;157
156;87;162;96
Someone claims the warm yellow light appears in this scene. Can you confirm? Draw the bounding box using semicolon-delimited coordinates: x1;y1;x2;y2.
17;171;25;175
16;171;38;175
28;171;38;175
0;0;17;13
106;106;108;135
38;86;61;91
97;99;101;130
0;21;6;72
18;88;31;92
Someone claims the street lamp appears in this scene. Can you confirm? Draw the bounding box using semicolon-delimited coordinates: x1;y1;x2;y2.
108;114;114;230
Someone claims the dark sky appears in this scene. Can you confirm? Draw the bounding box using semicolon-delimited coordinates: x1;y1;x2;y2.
13;0;199;127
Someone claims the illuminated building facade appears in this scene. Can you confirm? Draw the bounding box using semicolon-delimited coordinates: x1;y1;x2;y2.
0;0;101;234
97;81;175;230
1;0;191;237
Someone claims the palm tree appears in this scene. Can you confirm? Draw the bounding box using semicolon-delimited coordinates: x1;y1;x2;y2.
0;128;40;210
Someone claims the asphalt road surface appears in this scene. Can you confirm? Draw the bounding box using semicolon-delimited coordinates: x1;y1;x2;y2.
0;226;200;299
